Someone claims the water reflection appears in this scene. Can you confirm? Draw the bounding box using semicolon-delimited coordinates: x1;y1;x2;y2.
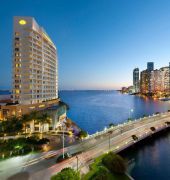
59;90;170;179
121;131;170;180
59;90;170;134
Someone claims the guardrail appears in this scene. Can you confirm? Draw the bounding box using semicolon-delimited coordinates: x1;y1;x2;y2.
84;111;170;140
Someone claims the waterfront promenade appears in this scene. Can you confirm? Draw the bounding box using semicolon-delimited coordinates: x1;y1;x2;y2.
0;112;170;180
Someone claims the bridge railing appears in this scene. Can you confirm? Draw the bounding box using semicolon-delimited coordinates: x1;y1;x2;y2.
84;111;170;141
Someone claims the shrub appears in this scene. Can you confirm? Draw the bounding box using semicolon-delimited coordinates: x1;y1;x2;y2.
108;123;115;128
38;138;50;145
51;167;80;180
102;152;127;174
90;166;109;180
78;130;88;139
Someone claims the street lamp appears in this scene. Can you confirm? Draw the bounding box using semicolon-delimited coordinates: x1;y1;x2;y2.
108;131;112;151
62;124;65;159
61;118;66;159
76;155;78;172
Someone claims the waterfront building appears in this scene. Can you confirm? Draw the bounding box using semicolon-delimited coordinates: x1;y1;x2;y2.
134;62;170;95
0;17;66;130
12;17;58;104
150;69;162;93
160;67;169;93
169;62;170;94
147;62;154;94
128;86;135;94
147;62;154;71
133;68;140;93
140;70;149;94
121;87;128;93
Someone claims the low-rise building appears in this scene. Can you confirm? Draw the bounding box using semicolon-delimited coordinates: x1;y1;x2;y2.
0;99;67;132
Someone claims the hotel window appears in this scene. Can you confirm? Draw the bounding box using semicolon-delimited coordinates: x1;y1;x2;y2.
15;48;19;51
15;89;20;94
15;32;20;36
15;37;20;41
15;64;21;68
15;53;20;57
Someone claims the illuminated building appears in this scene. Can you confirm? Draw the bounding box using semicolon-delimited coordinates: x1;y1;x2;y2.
147;62;154;94
0;17;66;125
140;70;149;94
133;68;140;93
150;69;161;93
12;16;58;104
160;67;169;93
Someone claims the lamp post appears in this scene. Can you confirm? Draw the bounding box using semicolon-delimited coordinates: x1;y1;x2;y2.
61;119;66;159
62;124;65;159
108;131;112;151
76;155;78;171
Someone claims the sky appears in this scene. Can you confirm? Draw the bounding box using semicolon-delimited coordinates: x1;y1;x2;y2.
1;0;170;90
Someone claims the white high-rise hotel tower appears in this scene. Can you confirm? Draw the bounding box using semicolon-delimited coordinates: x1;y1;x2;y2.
12;17;58;104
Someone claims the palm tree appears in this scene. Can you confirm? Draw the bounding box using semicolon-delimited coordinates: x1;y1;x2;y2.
4;116;23;135
20;114;31;136
36;113;51;133
29;111;39;133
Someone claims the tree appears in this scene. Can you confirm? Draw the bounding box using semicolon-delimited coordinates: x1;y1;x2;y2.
51;168;80;180
108;123;115;128
20;114;31;136
29;111;39;132
1;116;23;135
36;113;51;133
102;152;127;174
90;166;109;180
78;130;88;139
143;114;147;118
30;111;39;122
127;118;132;122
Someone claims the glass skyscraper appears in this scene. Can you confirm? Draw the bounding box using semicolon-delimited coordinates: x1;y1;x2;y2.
133;68;140;93
147;62;154;71
147;62;154;93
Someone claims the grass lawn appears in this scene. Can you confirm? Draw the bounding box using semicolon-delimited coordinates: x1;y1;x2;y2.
82;153;130;180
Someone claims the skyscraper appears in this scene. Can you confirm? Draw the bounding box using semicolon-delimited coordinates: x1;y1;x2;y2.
147;62;154;71
140;70;149;94
12;17;58;104
147;62;154;94
150;69;161;93
169;62;170;94
159;67;169;93
133;68;139;93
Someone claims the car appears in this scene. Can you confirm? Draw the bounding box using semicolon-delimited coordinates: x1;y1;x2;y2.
56;153;72;163
132;135;138;141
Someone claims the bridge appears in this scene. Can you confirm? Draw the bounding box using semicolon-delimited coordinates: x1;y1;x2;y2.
0;112;170;180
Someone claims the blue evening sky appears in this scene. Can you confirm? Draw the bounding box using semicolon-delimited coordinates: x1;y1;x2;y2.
1;0;170;90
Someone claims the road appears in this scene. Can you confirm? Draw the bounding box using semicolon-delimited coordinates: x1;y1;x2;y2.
0;112;170;180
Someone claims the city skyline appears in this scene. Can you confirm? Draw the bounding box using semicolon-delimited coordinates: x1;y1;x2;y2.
1;0;170;90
